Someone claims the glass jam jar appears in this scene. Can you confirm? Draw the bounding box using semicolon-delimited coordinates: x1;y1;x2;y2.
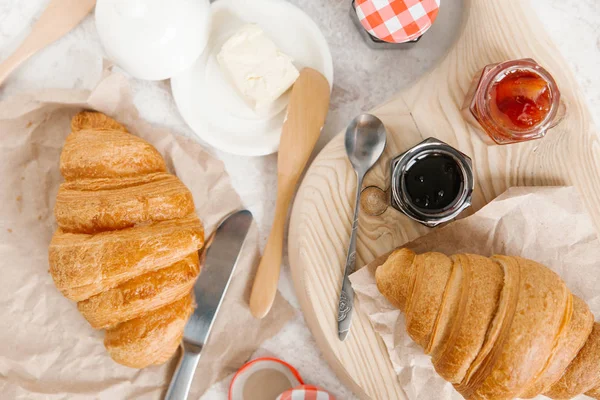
463;59;566;145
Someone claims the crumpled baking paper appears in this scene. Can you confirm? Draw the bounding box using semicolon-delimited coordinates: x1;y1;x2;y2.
350;186;600;400
0;70;295;399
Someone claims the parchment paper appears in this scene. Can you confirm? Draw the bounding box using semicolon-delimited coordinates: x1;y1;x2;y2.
0;70;295;399
350;186;600;400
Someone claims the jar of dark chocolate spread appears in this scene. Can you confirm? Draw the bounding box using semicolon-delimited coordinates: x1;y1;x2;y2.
390;138;474;227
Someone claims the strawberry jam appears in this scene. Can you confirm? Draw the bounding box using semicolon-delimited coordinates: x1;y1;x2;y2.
463;59;565;145
489;69;552;130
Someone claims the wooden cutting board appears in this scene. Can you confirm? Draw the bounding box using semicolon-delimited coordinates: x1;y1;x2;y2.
287;0;600;399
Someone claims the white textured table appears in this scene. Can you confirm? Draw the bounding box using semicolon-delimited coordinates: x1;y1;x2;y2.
0;0;598;398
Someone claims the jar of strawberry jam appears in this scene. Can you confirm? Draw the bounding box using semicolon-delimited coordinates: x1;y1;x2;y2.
463;58;566;145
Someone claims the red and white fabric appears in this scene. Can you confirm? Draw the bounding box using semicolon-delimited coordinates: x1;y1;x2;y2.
354;0;440;43
276;384;336;400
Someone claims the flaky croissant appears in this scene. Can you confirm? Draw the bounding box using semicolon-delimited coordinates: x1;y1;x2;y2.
48;112;204;368
376;249;600;400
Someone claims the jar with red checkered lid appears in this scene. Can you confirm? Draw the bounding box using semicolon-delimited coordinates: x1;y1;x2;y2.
350;0;440;49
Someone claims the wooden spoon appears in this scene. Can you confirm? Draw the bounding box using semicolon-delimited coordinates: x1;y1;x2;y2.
0;0;96;87
249;68;331;319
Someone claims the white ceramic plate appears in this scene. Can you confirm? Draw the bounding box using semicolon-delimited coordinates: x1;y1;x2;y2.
171;0;333;156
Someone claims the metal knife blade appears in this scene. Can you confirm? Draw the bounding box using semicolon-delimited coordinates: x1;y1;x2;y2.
185;209;253;347
165;209;253;400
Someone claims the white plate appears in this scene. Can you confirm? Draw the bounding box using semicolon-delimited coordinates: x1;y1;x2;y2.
171;0;333;156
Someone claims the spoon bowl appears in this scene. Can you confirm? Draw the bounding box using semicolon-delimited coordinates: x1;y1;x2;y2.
345;114;387;174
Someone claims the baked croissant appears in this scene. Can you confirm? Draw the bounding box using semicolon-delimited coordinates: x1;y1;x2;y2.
48;112;204;368
376;249;600;400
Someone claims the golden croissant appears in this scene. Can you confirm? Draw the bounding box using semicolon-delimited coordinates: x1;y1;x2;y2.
376;249;600;400
48;112;204;368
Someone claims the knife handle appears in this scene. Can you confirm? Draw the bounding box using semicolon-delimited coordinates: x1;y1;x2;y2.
165;344;202;400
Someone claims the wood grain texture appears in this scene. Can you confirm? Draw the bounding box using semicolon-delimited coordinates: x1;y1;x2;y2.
287;1;600;399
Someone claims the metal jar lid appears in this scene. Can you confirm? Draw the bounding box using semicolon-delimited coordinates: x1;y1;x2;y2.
390;137;474;227
352;0;440;48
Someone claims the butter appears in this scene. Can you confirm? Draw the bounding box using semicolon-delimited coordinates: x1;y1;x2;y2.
217;24;300;115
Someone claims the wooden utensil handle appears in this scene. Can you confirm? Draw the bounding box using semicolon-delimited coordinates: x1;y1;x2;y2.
0;0;96;86
0;47;29;86
249;180;295;319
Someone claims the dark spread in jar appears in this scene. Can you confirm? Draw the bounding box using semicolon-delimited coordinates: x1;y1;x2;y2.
404;154;462;211
390;137;474;227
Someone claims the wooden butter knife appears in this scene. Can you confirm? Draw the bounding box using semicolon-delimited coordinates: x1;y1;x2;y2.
249;68;331;319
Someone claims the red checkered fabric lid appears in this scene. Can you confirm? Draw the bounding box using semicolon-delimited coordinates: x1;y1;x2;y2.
276;385;336;400
355;0;440;43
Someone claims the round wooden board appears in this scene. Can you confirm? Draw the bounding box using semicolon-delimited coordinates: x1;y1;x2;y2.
288;1;600;399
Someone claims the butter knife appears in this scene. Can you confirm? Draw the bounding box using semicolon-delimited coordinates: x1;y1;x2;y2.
165;210;253;400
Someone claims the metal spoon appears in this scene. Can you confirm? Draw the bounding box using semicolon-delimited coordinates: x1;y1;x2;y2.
337;114;387;341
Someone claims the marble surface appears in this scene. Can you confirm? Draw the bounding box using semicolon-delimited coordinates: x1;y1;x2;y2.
0;0;598;398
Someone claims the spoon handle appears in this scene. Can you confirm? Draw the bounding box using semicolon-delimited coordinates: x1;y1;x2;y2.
337;171;364;341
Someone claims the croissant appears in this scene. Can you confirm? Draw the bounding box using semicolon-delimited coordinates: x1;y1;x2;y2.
376;249;600;400
48;112;204;368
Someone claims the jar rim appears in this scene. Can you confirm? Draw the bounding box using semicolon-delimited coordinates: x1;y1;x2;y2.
474;58;562;139
390;138;474;227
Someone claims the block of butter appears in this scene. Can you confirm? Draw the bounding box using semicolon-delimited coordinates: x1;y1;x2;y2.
217;24;300;115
